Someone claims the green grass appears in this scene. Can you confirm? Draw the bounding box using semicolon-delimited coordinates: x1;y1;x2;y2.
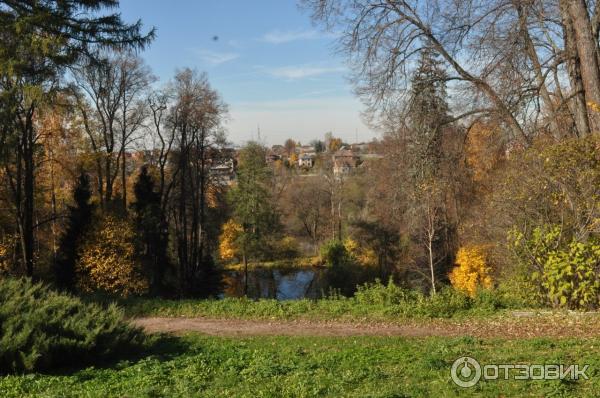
117;284;515;321
223;256;321;271
1;334;599;397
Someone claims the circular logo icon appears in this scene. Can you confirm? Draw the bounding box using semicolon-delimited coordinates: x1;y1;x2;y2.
451;356;482;388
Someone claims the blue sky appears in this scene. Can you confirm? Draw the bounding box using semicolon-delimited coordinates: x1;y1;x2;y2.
118;0;375;145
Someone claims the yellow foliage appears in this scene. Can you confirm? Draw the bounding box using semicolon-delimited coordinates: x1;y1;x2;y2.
288;153;298;166
76;215;148;297
219;220;243;261
343;238;359;255
343;238;377;267
0;237;10;275
449;245;493;297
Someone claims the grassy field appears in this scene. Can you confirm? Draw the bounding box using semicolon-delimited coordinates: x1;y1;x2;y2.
1;334;598;397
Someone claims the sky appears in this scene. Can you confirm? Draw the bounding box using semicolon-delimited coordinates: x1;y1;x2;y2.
118;0;376;146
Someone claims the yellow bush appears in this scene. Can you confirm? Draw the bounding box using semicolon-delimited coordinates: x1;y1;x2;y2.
219;219;243;261
449;245;493;297
0;235;16;276
343;238;377;267
76;215;148;297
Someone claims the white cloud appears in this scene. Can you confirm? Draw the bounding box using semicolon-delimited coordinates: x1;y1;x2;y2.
267;65;347;80
261;29;331;44
194;49;239;66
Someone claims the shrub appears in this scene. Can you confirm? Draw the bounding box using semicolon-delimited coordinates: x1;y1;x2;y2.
76;214;148;297
320;240;349;267
273;236;300;259
449;245;493;297
0;278;144;374
354;278;416;306
511;225;600;309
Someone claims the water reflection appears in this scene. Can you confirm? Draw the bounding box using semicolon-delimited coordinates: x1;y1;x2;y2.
224;267;328;300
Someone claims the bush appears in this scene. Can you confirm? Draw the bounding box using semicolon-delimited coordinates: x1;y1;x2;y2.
0;278;145;374
320;240;349;267
511;225;600;309
76;214;148;297
449;245;493;297
273;236;300;259
354;278;417;306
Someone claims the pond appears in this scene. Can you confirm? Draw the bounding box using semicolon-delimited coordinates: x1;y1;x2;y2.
223;267;329;300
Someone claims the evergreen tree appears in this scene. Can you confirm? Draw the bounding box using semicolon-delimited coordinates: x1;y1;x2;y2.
132;166;167;295
406;46;451;180
227;142;280;295
405;46;457;293
54;173;93;290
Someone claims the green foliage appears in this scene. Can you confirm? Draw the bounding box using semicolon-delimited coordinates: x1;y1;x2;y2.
511;225;600;309
271;236;300;259
120;280;512;321
320;239;349;267
227;142;280;261
0;278;144;374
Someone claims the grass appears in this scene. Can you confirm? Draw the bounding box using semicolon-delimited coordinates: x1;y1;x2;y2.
1;334;599;397
222;256;321;271
117;283;516;321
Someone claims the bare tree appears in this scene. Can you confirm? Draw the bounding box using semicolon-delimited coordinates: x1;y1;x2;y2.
167;68;227;296
73;51;153;210
301;0;600;142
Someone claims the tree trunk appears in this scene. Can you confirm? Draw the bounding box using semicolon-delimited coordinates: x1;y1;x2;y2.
561;1;592;137
568;0;600;133
243;252;248;296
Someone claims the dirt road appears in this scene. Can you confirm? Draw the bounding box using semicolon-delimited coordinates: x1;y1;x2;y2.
132;313;600;339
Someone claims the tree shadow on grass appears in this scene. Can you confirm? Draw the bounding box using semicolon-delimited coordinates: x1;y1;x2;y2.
38;333;194;377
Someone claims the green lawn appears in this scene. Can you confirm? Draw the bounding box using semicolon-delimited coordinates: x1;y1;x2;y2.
1;334;598;397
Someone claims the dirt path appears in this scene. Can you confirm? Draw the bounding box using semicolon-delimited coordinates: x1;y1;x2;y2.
132;313;600;339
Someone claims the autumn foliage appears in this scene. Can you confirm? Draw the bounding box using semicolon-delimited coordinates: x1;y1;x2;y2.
76;215;148;297
219;219;243;261
449;245;493;297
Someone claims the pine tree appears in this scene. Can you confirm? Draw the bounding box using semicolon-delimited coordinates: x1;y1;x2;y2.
406;46;451;180
405;45;457;294
54;173;93;290
132;166;167;295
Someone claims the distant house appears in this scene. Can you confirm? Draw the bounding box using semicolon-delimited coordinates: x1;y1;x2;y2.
332;148;361;175
271;144;287;157
298;153;315;168
297;145;315;154
210;159;236;185
265;153;281;164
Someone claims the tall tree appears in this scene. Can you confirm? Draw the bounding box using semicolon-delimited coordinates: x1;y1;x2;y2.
132;166;167;295
54;173;93;290
228;142;279;295
168;68;227;296
72;51;153;210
